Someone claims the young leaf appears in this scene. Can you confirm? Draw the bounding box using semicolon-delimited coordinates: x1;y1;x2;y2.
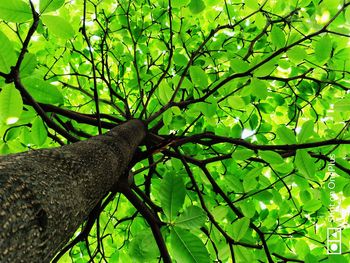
175;206;206;230
231;217;250;241
0;0;32;23
188;0;206;14
159;174;186;221
41;15;75;39
22;77;64;105
0;31;17;74
170;227;210;263
259;150;284;164
0;84;23;125
189;66;208;88
31;117;47;146
297;120;314;143
294;150;316;179
40;0;65;13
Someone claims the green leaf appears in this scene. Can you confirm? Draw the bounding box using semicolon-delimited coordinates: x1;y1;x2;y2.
170;227;210;263
334;98;350;111
343;183;350;197
174;53;189;66
231;217;250;241
22;77;64;105
159;174;186;221
227;96;245;109
0;84;23;125
287;46;307;64
245;0;259;9
259;150;284;164
271;26;286;48
303;199;322;212
189;66;208;88
129;230;159;262
253;58;278;77
175;206;206;230
20;53;37;77
250;78;268;99
297;120;314;143
230;58;250;73
163;109;173;126
0;31;17;74
314;35;332;62
42;15;75;39
40;0;65;13
173;0;190;8
158;81;173;104
232;149;254;160
0;0;32;23
276;125;297;144
188;0;206;14
294;150;316;179
243;176;258;192
31;117;47;146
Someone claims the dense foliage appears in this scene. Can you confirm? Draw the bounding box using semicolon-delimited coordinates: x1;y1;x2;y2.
0;0;350;262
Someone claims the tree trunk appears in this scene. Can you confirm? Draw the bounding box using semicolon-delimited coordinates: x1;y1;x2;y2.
0;119;146;262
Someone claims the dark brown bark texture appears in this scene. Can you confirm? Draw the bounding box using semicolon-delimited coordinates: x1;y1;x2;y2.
0;119;146;263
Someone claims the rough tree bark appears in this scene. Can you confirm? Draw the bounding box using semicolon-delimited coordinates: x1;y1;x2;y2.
0;119;146;263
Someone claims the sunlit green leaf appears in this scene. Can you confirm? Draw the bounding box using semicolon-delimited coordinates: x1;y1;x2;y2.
259;150;284;164
22;77;64;105
42;15;75;39
298;120;314;143
250;78;268;99
343;183;350;197
170;227;210;263
31;117;47;146
303;199;322;212
0;31;17;74
20;53;37;77
159;174;186;221
276;126;297;144
0;84;23;125
40;0;65;13
294;150;316;179
175;206;206;229
314;35;332;62
189;66;208;88
174;53;189;66
228;96;245;109
271;26;286;48
287;46;307;64
231;217;250;241
0;0;32;23
188;0;206;14
230;59;250;73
